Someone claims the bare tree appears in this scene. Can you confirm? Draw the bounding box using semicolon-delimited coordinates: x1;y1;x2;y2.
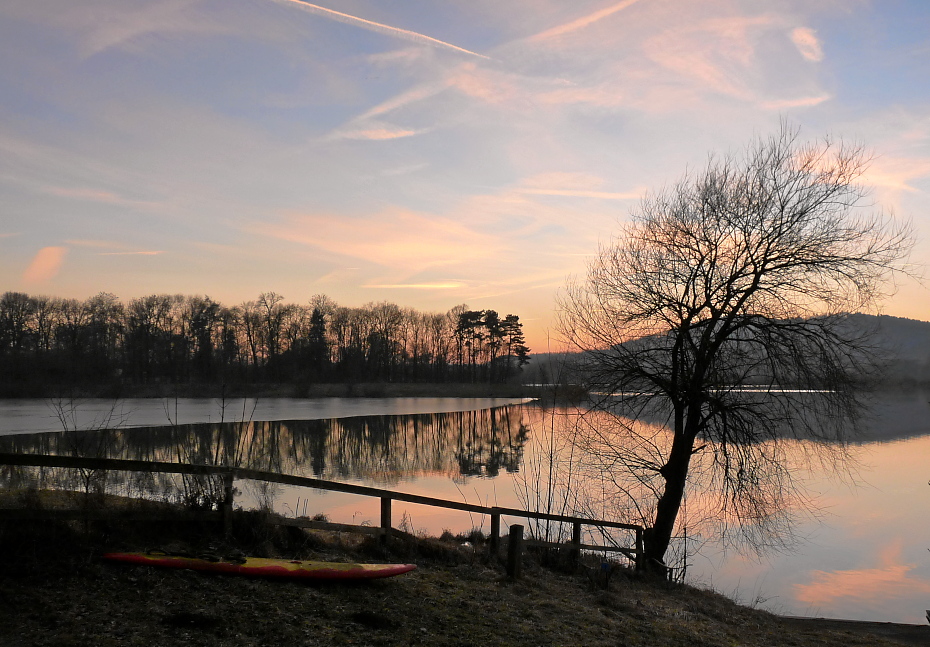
559;125;915;572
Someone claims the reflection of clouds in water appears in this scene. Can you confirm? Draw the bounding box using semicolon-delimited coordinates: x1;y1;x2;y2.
793;540;930;609
693;434;930;623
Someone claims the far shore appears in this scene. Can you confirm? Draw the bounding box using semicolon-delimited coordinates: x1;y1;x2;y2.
2;379;926;401
0;381;564;401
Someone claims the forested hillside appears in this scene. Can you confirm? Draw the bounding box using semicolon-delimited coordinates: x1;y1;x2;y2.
525;313;930;387
847;313;930;384
0;291;530;396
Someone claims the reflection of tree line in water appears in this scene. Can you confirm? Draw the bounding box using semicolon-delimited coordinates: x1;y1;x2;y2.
0;407;529;501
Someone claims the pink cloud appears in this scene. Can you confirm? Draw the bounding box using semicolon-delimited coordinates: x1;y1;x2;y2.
338;125;426;141
790;27;824;62
355;83;447;122
447;65;519;105
22;246;68;284
644;15;777;101
862;156;930;193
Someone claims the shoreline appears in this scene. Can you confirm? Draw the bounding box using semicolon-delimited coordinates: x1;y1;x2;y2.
0;381;548;401
780;616;930;647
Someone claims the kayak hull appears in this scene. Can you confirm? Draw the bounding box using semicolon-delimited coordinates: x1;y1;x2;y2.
102;552;416;580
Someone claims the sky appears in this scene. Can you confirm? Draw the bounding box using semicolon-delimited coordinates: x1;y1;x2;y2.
2;0;930;351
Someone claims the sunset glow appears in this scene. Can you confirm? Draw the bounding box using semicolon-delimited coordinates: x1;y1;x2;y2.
2;1;930;349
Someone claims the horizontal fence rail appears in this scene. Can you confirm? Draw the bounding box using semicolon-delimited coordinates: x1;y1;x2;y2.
0;453;644;571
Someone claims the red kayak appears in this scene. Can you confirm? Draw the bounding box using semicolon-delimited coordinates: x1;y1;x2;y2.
102;552;416;580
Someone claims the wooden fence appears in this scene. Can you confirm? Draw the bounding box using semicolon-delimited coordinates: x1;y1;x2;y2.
0;452;644;572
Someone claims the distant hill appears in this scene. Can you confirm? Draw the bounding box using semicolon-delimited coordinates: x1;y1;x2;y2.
524;313;930;387
847;313;930;384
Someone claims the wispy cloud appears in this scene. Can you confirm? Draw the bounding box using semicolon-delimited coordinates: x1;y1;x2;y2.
65;239;164;255
97;251;165;256
64;239;123;249
355;83;450;122
760;94;831;110
79;0;218;57
330;61;513;141
644;15;776;101
267;0;489;59
528;0;643;42
862;156;930;194
515;172;643;201
22;246;68;284
790;27;824;62
518;188;641;200
363;281;467;289
47;186;160;209
329;122;431;141
253;208;500;272
327;80;452;140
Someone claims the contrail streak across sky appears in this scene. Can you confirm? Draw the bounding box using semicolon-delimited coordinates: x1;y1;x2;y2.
529;0;643;41
268;0;490;59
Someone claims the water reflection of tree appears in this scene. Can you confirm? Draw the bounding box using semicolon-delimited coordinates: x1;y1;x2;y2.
547;404;856;576
455;407;527;478
0;406;529;500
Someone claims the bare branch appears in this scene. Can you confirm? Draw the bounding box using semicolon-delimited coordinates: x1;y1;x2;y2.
558;123;916;569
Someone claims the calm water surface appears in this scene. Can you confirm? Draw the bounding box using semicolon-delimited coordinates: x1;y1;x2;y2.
0;397;532;436
1;393;928;624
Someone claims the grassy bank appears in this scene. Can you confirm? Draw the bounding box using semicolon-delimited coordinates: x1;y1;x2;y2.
0;492;924;646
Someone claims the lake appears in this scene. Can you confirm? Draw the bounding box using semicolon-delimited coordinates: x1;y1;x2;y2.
1;393;928;624
0;396;533;436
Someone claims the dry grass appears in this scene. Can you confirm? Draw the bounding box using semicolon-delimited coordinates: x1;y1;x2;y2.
0;493;922;647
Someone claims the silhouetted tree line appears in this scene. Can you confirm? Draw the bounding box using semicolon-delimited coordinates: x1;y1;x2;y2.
0;291;530;394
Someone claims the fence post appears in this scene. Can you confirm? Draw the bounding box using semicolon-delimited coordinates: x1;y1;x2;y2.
570;521;582;565
380;497;392;543
222;471;234;537
635;528;644;571
507;524;524;579
489;510;501;557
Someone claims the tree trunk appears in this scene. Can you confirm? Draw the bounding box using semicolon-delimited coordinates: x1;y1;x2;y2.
643;430;695;573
